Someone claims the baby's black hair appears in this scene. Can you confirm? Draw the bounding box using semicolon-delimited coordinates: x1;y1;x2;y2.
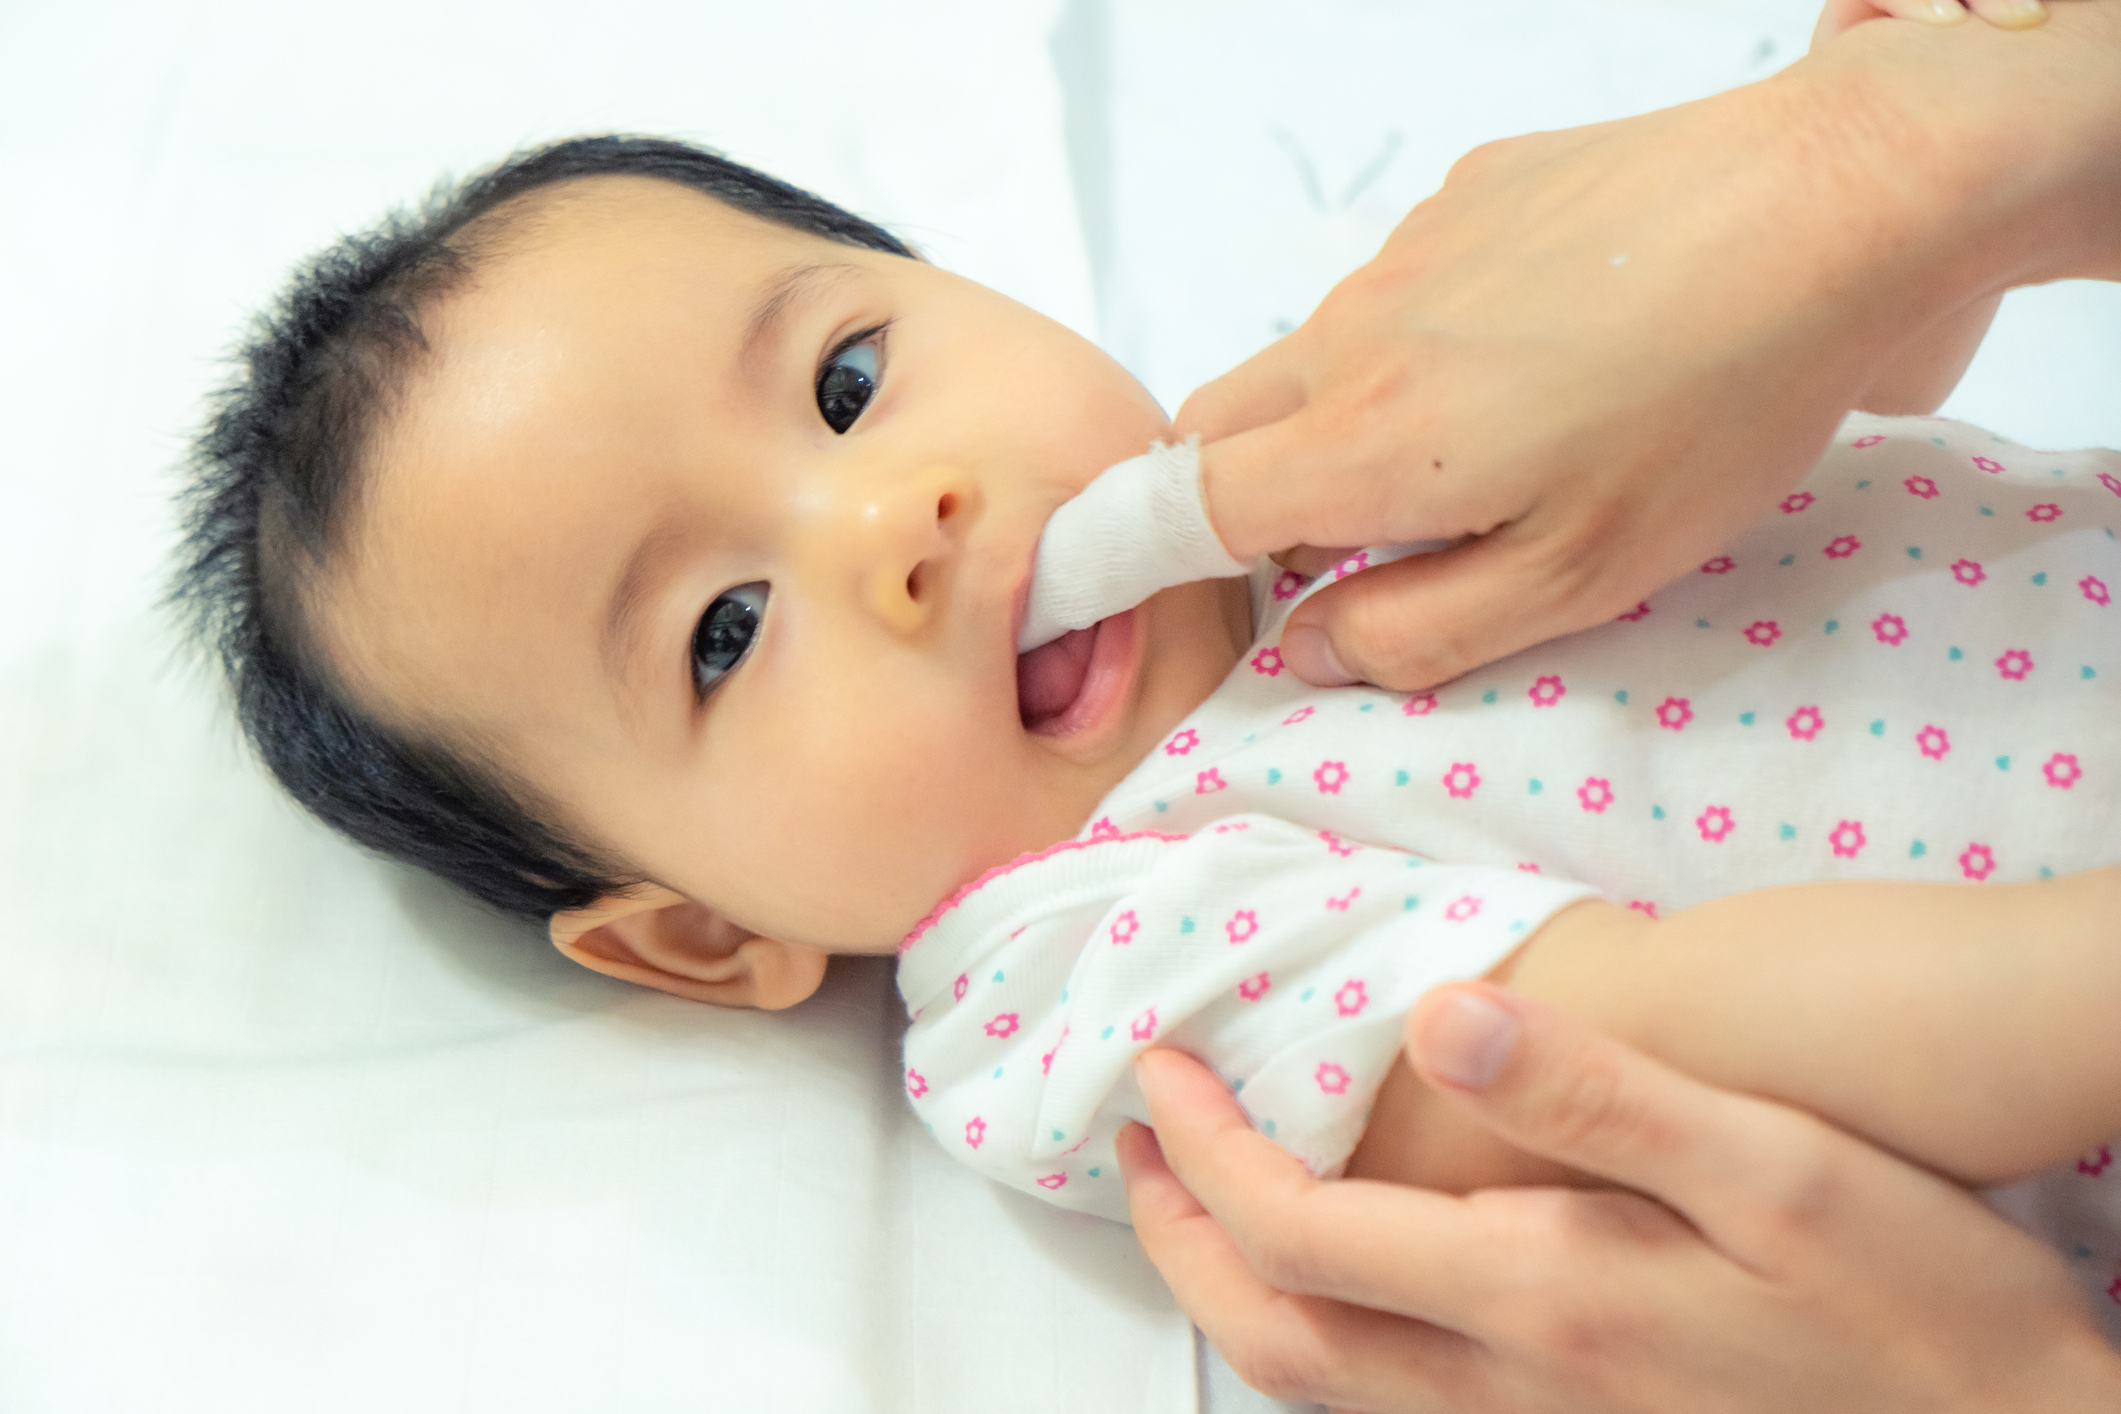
173;135;915;921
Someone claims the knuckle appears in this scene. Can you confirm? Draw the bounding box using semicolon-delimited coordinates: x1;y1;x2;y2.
1228;1331;1332;1403
1752;1123;1849;1251
1534;1047;1672;1162
1244;1224;1331;1297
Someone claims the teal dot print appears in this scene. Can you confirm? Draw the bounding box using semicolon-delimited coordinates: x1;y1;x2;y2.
1779;823;1796;841
1910;840;1927;858
1652;805;1666;821
1740;712;1756;725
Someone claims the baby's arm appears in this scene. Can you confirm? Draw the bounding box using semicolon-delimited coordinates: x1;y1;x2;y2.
1348;864;2121;1194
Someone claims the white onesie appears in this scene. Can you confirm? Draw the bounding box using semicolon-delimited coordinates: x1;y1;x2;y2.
897;415;2121;1324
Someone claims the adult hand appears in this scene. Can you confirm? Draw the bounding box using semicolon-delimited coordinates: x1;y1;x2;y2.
1118;983;2121;1413
1177;4;2121;692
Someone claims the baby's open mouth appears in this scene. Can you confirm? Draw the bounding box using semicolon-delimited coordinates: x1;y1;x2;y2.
1017;625;1098;728
1016;610;1137;736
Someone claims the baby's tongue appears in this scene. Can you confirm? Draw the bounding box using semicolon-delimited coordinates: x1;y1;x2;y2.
1017;625;1095;725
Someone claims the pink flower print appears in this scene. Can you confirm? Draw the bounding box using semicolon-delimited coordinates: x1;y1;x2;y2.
1250;646;1284;676
953;973;969;1002
1282;705;1315;726
1442;761;1481;799
1313;759;1351;794
1163;728;1199;756
984;1012;1020;1039
1903;474;1939;499
1655;696;1694;731
1950;558;1986;587
1852;434;1885;449
1695;805;1735;843
1785;705;1825;742
1627;899;1659;919
2026;503;2063;523
2044;752;2083;789
965;1116;987;1149
1130;1007;1158;1042
1272;569;1308;601
1332;550;1372;580
1916;724;1951;761
1871;612;1908;646
1995;648;2034;682
1108;910;1140;946
1701;556;1736;575
1780;491;1815;514
1196;768;1228;794
1829;820;1867;860
1040;1026;1069;1076
905;1067;929;1099
1616;602;1652;623
1403;692;1438;716
1237;972;1271;1002
1824;534;1862;559
1318;829;1355;857
1516;861;1542;873
1037;1173;1068;1190
1528;674;1566;708
1225;909;1260;945
1325;887;1362;912
1088;817;1121;842
2079;1144;2113;1177
1744;619;1782;647
1444;894;1483;923
1315;1062;1352;1096
1972;454;2004;474
2101;471;2121;498
2082;575;2112;607
1334;979;1369;1017
1958;842;1996;882
1577;776;1615;814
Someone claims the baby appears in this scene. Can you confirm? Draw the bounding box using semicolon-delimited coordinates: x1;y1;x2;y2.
179;136;2121;1297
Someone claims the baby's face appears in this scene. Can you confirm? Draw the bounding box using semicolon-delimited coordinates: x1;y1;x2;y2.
324;177;1250;956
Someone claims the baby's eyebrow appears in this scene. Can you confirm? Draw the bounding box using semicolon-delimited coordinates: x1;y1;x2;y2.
740;261;862;368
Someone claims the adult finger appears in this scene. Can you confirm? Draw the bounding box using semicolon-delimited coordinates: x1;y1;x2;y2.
1278;529;1621;692
1117;1118;1484;1413
1130;1048;1588;1337
1171;338;1310;449
1404;983;1872;1271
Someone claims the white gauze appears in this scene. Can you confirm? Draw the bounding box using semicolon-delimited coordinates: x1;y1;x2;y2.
1018;438;1251;652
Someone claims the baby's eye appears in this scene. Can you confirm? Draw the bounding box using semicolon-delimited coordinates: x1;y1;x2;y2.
815;337;880;435
691;582;769;697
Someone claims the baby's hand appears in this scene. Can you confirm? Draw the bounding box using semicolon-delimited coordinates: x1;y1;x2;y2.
1813;0;2066;44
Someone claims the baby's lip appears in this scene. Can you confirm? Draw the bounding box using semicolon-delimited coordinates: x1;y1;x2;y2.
1009;546;1035;661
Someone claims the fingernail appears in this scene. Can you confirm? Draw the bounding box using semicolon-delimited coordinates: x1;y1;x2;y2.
1417;990;1520;1088
1985;0;2046;28
1917;0;1968;23
1282;624;1358;686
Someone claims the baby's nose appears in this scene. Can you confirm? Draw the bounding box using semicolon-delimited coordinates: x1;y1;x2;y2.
854;465;977;635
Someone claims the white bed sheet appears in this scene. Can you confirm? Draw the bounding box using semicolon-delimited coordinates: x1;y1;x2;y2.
5;3;2118;1413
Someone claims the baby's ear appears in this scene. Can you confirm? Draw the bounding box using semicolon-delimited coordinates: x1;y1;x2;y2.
549;886;828;1010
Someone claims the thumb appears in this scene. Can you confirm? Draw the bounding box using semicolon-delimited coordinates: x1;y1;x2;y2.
1405;982;1849;1265
1279;532;1627;691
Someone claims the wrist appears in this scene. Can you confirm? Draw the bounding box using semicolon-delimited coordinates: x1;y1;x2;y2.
1786;6;2121;296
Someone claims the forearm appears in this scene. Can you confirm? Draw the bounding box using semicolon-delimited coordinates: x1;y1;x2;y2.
1513;867;2121;1186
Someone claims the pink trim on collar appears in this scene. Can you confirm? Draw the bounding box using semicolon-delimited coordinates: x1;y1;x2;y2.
899;829;1191;953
